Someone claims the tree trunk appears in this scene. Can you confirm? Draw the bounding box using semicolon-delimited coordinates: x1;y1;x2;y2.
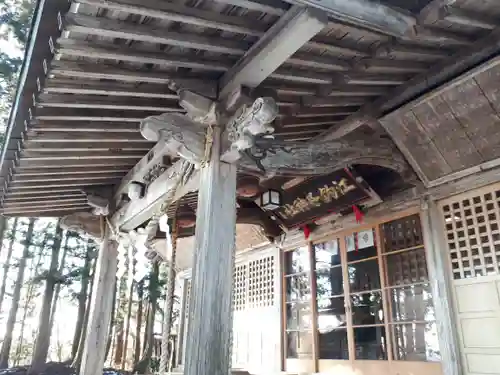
15;236;45;365
30;221;64;373
71;252;97;370
114;276;127;367
0;218;19;314
121;279;135;370
133;262;160;374
0;218;35;369
71;239;93;360
134;280;144;365
0;216;7;256
105;276;118;363
48;231;71;334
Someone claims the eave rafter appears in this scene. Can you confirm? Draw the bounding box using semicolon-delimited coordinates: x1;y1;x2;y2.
3;0;500;221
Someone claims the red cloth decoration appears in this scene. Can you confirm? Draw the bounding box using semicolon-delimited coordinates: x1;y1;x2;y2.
303;225;311;239
352;204;364;224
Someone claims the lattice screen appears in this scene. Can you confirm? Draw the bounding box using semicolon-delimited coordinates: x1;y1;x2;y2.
248;257;275;308
232;255;275;311
381;214;424;252
233;264;248;311
381;214;428;286
442;188;500;279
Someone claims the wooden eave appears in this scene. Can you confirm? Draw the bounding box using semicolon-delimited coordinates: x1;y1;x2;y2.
2;0;500;217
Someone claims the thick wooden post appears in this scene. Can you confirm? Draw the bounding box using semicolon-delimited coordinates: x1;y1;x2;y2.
420;198;462;375
184;126;237;375
79;225;118;375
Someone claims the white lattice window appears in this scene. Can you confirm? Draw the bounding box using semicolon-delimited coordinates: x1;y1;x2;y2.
233;264;248;311
248;256;275;308
442;188;500;279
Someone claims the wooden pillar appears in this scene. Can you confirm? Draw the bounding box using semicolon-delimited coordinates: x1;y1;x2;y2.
420;198;462;375
184;127;237;375
79;225;118;375
175;277;189;369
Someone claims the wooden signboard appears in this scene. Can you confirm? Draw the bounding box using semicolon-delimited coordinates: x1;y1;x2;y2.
274;169;371;229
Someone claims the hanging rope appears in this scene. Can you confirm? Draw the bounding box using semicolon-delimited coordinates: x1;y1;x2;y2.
159;200;180;374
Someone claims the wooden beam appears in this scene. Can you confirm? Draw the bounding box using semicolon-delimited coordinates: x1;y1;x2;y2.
2;205;90;215
7;188;83;196
219;5;328;97
26;131;146;142
293;107;356;116
3;198;87;208
274;126;326;136
289;0;415;36
361;58;429;73
277;115;344;127
302;96;366;107
12;173;125;183
22;143;152;152
49;61;217;96
202;0;288;16
16;158;138;168
37;94;183;112
20;150;146;160
4;193;85;201
44;80;178;99
14;167;130;176
3;208;90;217
75;0;271;37
29;121;139;132
112;160;200;231
64;13;250;56
57;39;234;72
440;6;497;30
34;108;158;122
9;180;120;189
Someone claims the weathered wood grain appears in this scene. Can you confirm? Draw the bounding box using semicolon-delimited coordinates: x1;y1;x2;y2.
184;127;237;375
79;228;117;375
420;198;462;375
412;95;482;171
441;78;500;161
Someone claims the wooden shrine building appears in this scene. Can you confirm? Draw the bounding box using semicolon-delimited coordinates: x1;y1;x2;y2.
4;1;500;375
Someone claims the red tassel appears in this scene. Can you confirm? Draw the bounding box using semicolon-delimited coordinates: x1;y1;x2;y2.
352;204;364;224
303;225;311;239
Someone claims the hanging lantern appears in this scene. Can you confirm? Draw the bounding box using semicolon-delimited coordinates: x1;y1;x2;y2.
259;188;282;211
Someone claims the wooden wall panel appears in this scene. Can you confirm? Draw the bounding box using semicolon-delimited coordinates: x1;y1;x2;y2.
412;95;482;170
380;57;500;187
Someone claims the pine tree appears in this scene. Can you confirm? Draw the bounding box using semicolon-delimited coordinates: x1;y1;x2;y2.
0;218;35;368
30;220;64;372
0;217;18;313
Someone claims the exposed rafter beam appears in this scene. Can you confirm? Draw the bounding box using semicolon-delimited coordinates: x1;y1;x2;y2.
29;121;140;132
439;6;497;30
286;0;415;36
57;39;234;72
75;0;272;36
9;180;120;189
16;158;138;168
20;150;146;160
22;142;152;152
49;61;217;97
4;194;86;202
64;13;251;55
2;205;89;215
34;108;158;122
26;131;146;142
7;188;83;196
14;167;130;176
219;5;328;97
44;80;178;99
37;94;183;112
12;173;125;183
209;0;288;16
3;197;87;207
